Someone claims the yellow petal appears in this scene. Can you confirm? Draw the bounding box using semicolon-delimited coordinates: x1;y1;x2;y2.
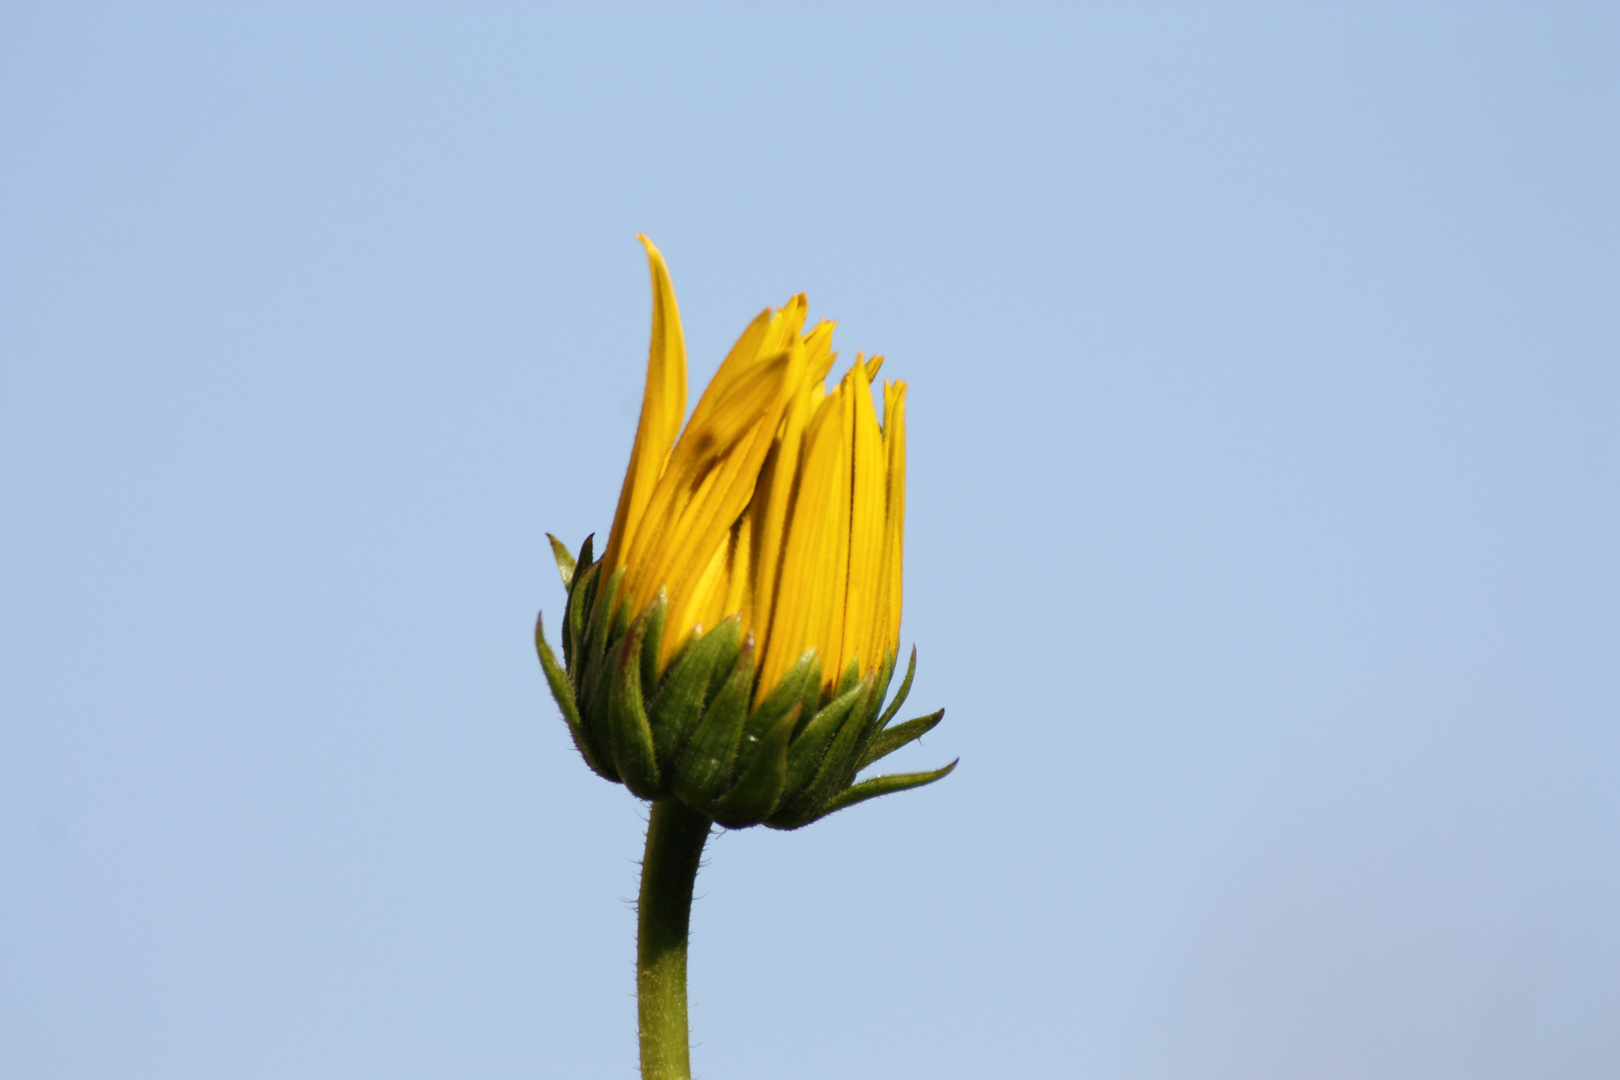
681;307;770;442
803;320;838;385
744;365;811;646
673;512;754;648
878;380;907;660
627;353;785;588
762;296;810;358
603;236;687;580
758;374;852;696
632;350;803;668
839;360;887;678
719;512;754;629
668;534;730;648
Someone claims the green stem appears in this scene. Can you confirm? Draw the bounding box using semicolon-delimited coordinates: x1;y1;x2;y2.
637;799;711;1080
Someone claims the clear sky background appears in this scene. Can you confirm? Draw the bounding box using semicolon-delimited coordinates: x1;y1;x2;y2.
2;6;1616;1079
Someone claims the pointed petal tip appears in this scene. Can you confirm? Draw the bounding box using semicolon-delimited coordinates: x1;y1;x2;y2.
635;233;664;265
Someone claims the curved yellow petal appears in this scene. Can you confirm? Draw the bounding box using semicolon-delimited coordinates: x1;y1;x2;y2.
602;236;687;580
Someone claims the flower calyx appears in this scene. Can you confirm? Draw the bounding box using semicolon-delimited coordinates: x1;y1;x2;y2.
536;533;954;830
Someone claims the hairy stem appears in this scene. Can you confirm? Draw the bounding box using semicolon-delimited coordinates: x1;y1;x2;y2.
637;799;711;1080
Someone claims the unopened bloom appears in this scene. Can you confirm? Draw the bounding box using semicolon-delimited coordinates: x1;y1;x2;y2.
537;237;951;829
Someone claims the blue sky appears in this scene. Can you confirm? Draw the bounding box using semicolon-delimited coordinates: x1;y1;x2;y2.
3;6;1616;1078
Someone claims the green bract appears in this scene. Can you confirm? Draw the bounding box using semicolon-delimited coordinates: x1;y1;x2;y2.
537;533;954;830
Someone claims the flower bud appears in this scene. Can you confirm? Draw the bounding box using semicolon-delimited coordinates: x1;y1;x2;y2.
536;237;952;829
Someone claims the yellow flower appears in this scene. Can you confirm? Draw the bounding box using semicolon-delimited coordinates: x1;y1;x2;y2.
603;235;906;699
536;237;951;830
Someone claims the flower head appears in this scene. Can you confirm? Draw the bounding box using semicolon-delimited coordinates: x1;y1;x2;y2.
537;237;952;829
604;236;905;697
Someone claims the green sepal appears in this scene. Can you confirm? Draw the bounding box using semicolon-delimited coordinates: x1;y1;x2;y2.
562;559;600;671
831;654;862;699
796;659;833;739
575;533;594;580
579;569;634;745
867;650;899;727
874;646;916;731
777;677;867;811
648;615;742;775
671;635;756;808
605;603;662;799
741;650;821;755
535;612;615;781
856;708;945;772
808;676;883;802
546;533;576;590
575;566;622;761
639;591;668;703
708;703;799;828
608;580;635;641
769;675;879;829
798;759;958;826
584;566;627;671
846;652;896;777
